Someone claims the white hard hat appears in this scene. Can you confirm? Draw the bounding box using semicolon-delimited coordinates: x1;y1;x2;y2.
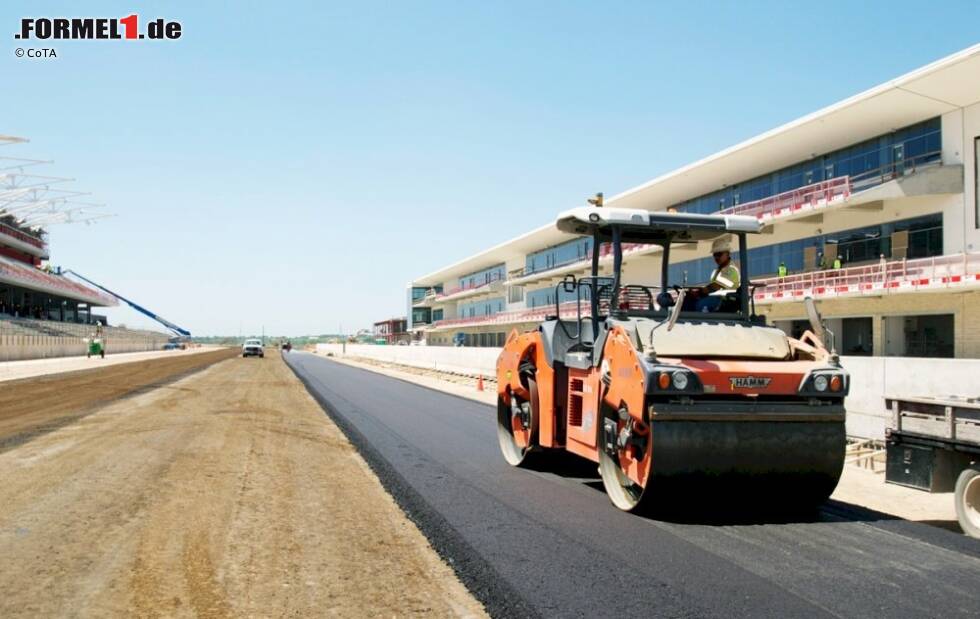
711;235;733;254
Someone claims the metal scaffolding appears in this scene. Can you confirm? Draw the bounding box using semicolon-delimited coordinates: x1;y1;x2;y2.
0;138;115;237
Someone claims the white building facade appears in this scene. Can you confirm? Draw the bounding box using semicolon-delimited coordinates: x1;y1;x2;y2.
408;44;980;359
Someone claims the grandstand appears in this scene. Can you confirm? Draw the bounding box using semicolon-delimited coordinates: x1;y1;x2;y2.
0;317;171;361
1;135;171;360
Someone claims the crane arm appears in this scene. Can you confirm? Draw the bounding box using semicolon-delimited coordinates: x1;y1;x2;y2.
62;270;191;338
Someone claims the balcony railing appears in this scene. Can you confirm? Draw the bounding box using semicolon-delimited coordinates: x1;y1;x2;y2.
432;270;505;300
719;176;852;221
753;252;980;303
849;149;942;190
431;253;980;330
0;221;46;251
516;242;651;280
719;148;943;222
432;301;586;329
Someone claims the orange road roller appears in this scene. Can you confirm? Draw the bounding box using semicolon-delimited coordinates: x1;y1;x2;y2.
496;206;848;512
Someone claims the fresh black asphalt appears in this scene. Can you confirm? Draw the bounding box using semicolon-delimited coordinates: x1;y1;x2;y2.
285;352;980;619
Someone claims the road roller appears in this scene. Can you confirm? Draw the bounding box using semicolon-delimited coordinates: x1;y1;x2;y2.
496;205;848;512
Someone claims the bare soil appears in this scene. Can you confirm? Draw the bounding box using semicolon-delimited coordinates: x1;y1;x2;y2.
0;347;239;449
0;353;485;618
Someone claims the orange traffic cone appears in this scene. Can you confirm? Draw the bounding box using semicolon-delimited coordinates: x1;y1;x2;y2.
477;375;485;391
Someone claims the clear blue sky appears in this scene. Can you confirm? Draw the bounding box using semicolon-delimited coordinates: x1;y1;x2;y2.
2;1;978;335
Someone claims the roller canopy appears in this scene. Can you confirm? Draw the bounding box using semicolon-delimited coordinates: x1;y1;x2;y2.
556;206;761;243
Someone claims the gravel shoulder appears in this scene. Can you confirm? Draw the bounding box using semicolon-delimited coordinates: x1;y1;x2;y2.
0;352;485;618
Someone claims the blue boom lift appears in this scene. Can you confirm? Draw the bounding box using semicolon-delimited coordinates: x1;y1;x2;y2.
63;270;191;339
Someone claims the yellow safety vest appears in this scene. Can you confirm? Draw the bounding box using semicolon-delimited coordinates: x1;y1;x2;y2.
710;264;740;290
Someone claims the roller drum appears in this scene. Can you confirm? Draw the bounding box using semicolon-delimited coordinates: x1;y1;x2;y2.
647;419;846;508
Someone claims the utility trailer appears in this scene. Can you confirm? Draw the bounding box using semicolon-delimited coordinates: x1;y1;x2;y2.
885;395;980;538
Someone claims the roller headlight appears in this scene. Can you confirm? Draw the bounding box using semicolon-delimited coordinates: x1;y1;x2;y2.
813;375;829;392
671;371;689;390
647;365;703;395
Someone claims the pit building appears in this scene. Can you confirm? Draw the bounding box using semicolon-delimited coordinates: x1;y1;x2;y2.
407;44;980;359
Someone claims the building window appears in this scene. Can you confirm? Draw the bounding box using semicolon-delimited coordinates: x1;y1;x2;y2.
840;317;873;356
885;314;954;358
411;308;431;325
458;264;505;290
458;296;506;318
525;238;594;275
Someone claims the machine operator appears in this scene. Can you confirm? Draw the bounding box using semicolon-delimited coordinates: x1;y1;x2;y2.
680;236;740;312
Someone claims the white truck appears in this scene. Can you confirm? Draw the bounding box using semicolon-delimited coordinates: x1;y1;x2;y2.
242;338;264;358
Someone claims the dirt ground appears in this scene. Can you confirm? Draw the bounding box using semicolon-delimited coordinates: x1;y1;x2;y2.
0;347;239;449
0;353;486;618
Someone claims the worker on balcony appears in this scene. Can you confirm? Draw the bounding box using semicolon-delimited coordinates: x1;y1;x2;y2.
693;236;740;312
833;255;842;270
778;262;788;278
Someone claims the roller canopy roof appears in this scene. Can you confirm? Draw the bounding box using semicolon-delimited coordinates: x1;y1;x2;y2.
556;206;762;243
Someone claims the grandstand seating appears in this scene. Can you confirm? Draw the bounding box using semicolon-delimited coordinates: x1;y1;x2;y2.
0;316;168;341
1;314;172;361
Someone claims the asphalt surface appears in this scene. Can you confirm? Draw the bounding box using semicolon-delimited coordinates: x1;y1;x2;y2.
286;352;980;619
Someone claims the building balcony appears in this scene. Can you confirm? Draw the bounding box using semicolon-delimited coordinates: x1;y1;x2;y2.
753;252;980;304
504;152;953;288
719;176;852;222
507;243;655;287
430;273;505;303
430;253;980;331
430;301;583;331
411;288;442;307
722;151;950;222
0;254;117;306
0;221;49;258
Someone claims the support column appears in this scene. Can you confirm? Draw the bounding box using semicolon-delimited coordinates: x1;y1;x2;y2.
872;315;885;356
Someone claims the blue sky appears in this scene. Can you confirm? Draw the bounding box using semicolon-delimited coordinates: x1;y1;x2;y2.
2;1;978;335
